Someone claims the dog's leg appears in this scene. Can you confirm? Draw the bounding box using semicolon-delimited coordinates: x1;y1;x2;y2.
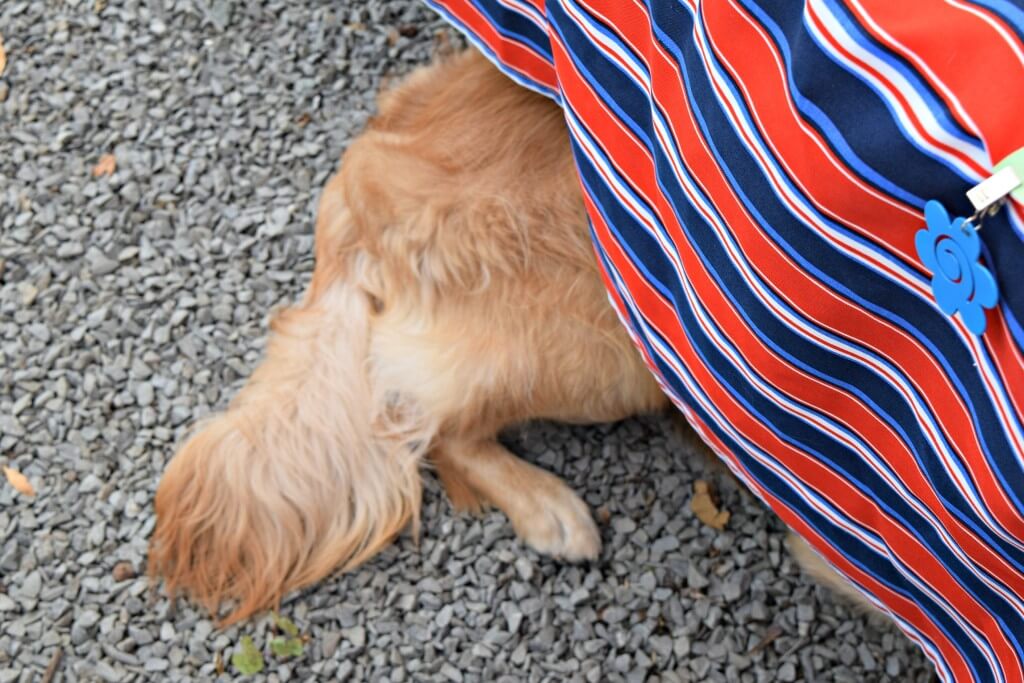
434;438;601;561
432;451;488;515
787;533;883;615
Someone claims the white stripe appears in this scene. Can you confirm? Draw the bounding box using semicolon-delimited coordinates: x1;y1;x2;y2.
601;252;1005;681
565;0;1024;554
844;0;983;139
561;0;1024;632
687;1;1024;542
809;0;990;175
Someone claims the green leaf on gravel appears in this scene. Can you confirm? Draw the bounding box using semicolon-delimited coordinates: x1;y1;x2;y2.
231;635;264;675
273;613;300;637
269;636;304;659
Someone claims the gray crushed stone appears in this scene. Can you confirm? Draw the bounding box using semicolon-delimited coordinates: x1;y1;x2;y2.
0;0;936;681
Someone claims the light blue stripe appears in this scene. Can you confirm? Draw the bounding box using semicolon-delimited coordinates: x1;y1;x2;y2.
659;3;1024;527
421;0;561;102
559;2;1024;560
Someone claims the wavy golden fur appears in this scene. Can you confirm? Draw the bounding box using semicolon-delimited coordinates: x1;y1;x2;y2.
149;50;869;624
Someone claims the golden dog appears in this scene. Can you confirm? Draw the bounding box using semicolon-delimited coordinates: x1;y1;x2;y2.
149;50;860;623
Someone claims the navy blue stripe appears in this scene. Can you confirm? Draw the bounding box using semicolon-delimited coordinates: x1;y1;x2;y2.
587;193;989;680
572;106;1024;656
465;0;554;59
647;1;1024;536
553;0;1024;569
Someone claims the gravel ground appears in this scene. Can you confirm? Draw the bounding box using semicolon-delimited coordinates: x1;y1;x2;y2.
0;1;938;681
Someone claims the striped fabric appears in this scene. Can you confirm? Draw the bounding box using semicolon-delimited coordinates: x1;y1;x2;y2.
423;1;1024;681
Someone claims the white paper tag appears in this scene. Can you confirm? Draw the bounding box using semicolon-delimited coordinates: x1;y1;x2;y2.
966;166;1021;212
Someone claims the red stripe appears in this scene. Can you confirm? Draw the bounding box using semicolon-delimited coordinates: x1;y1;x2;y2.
849;0;1024;163
801;2;988;180
432;0;558;91
587;0;1024;561
700;0;923;263
583;184;991;680
558;0;1024;602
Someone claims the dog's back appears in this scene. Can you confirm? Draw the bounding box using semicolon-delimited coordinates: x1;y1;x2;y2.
322;51;592;298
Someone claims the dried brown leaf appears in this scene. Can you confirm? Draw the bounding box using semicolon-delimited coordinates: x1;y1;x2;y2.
3;466;35;497
0;35;7;76
112;561;135;582
691;479;729;530
92;154;117;178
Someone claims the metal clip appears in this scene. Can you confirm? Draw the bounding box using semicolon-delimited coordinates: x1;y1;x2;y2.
962;199;1006;233
967;166;1020;213
962;166;1020;233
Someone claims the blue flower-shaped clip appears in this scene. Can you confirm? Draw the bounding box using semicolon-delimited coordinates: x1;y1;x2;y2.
914;200;999;335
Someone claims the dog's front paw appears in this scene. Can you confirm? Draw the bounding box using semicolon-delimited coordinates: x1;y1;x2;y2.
512;483;601;562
